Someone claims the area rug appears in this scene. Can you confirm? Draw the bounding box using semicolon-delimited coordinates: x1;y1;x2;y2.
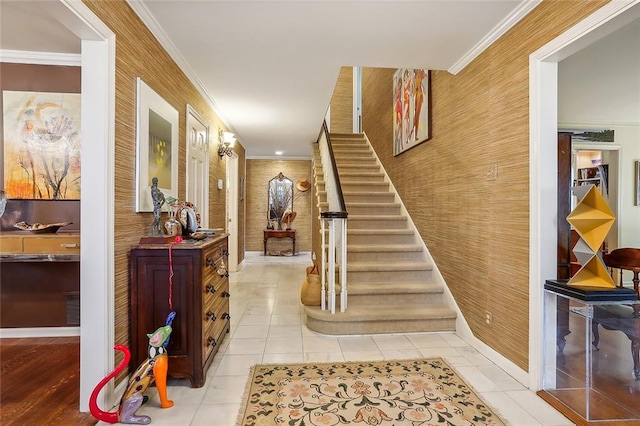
236;358;507;425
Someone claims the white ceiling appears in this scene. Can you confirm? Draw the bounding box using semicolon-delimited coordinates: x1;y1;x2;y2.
0;0;539;158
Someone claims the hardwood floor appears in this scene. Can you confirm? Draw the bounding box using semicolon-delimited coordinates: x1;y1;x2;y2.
540;307;640;425
0;337;96;426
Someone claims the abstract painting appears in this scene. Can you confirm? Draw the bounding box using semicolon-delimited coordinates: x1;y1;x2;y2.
136;78;179;212
393;68;431;156
3;91;81;199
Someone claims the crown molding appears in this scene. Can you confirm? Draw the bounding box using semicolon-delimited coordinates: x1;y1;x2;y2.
448;0;542;75
0;49;81;66
247;155;313;161
125;0;236;134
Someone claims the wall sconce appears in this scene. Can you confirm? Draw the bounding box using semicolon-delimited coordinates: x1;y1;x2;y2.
218;130;235;159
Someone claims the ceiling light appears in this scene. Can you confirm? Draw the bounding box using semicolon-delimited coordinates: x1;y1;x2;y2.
275;151;283;156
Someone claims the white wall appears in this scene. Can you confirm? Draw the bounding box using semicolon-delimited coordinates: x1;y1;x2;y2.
558;18;640;250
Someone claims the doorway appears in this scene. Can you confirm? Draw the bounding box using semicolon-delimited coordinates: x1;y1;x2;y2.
530;0;640;392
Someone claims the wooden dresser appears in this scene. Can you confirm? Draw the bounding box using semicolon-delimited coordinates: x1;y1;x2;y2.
130;234;230;388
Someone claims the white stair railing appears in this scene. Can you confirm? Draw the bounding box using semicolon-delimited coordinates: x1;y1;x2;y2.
317;121;348;313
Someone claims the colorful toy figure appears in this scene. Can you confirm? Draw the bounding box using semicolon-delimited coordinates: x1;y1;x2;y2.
90;316;175;425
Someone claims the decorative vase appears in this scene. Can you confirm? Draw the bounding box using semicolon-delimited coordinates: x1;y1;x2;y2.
164;203;182;236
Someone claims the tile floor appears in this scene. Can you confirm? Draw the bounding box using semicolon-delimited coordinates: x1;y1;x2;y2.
102;252;575;425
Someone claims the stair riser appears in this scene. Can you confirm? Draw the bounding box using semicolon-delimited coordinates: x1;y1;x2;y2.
332;151;371;157
347;269;433;282
341;183;389;192
348;233;415;245
331;137;366;143
347;205;401;215
348;219;408;229
347;250;424;263
335;154;376;162
339;175;385;183
343;193;395;203
337;165;381;172
306;317;456;335
348;292;443;306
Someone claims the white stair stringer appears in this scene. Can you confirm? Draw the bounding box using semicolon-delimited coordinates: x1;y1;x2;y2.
305;133;458;335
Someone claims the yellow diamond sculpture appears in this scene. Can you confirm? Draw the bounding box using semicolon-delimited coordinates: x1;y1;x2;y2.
567;185;616;288
567;186;615;252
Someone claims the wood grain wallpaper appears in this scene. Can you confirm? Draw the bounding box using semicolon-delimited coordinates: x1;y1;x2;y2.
245;160;312;254
83;0;245;379
330;67;353;133
359;1;609;371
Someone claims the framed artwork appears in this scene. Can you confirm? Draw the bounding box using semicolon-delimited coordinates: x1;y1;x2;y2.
393;69;431;156
136;78;179;212
635;160;640;206
3;90;81;199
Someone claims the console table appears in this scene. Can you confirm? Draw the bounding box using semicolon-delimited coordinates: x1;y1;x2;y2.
541;280;640;423
264;229;295;255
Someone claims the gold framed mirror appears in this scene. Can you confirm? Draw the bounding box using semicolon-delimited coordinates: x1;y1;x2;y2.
268;172;293;229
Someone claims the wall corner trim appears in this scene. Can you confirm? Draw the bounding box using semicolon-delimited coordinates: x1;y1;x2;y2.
125;0;236;134
448;0;542;75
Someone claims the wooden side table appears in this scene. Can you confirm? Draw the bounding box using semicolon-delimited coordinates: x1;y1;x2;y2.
264;229;296;255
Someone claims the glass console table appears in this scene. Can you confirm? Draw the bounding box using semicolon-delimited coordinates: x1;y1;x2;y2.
541;280;640;423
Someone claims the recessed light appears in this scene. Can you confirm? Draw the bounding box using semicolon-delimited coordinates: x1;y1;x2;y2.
275;151;283;155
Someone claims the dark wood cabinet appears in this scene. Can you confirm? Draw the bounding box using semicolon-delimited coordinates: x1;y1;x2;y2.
130;235;230;388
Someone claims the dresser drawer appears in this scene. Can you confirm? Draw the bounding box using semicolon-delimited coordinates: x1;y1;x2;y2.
203;275;228;306
23;236;80;254
0;236;23;254
203;293;226;325
1;234;80;255
202;298;230;360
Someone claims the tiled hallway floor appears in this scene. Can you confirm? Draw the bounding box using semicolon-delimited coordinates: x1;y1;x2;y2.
104;252;575;425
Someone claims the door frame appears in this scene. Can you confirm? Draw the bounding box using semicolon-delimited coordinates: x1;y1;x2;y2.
185;104;210;227
529;0;640;390
226;155;239;271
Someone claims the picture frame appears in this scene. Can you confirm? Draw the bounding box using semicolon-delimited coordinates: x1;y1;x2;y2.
136;78;179;212
3;90;81;199
635;160;640;206
393;68;431;156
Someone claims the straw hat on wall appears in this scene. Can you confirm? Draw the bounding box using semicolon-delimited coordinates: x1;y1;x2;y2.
296;178;311;192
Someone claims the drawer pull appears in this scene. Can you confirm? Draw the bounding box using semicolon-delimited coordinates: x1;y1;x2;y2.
205;284;216;294
221;248;229;257
222;291;231;298
222;313;231;320
206;256;217;269
60;243;79;248
207;337;217;347
224;272;229;278
206;311;217;322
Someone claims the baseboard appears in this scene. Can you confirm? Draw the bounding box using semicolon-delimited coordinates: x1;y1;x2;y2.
457;327;529;386
0;326;80;338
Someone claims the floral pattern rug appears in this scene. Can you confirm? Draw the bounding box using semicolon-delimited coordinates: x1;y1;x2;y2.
237;358;506;425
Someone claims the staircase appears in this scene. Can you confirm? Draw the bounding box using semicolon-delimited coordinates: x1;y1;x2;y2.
305;133;457;335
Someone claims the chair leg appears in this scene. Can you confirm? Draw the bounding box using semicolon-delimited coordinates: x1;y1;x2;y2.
631;337;639;380
592;320;600;350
